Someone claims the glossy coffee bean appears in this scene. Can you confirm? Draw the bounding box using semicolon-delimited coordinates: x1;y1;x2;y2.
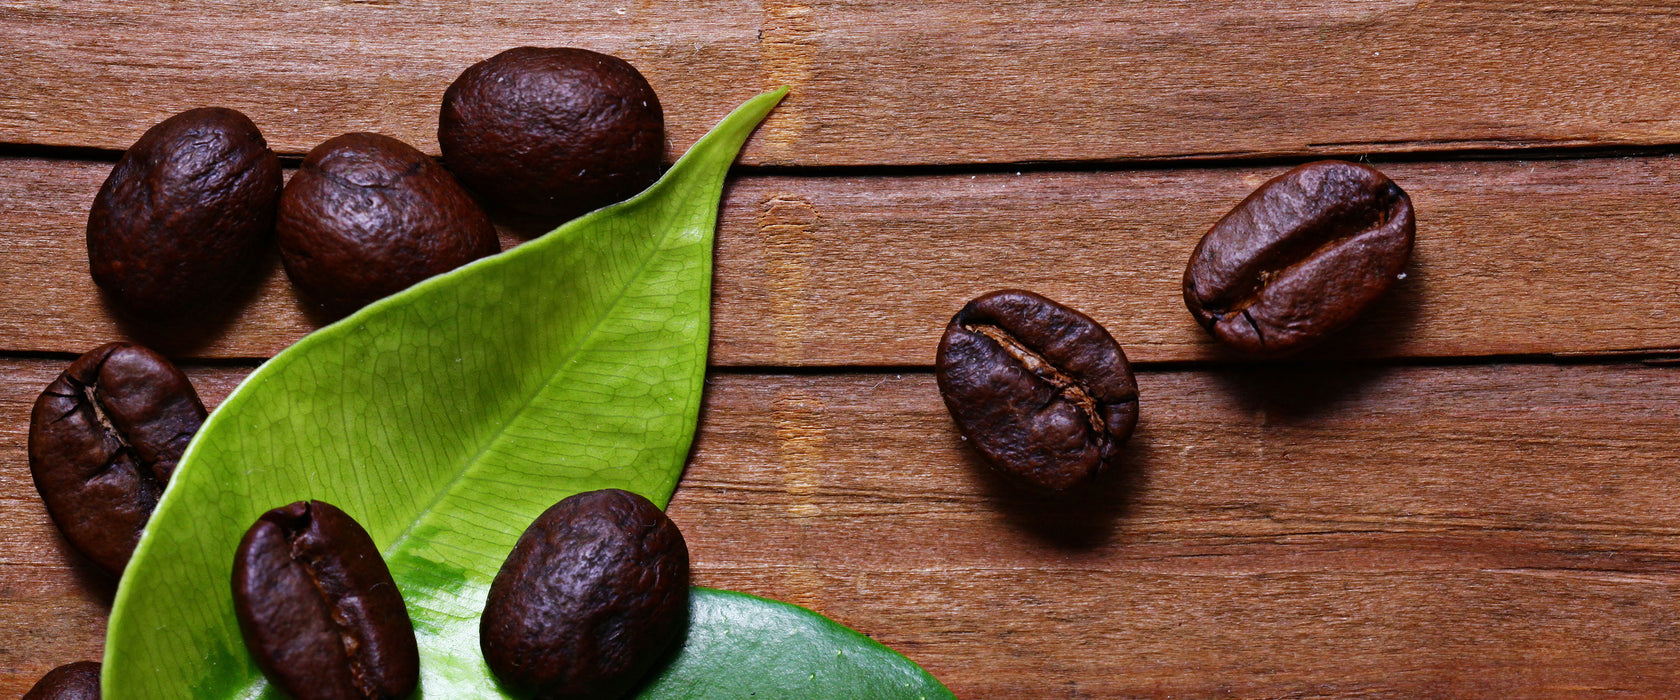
28;343;206;575
278;132;499;313
232;500;418;700
88;107;282;318
1183;160;1415;356
439;47;665;229
482;489;689;700
936;290;1139;492
22;661;101;700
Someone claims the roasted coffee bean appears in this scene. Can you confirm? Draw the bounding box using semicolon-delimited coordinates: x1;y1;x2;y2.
482;489;689;700
22;661;101;700
439;47;664;229
1183;160;1415;356
232;500;418;700
88;107;282;318
28;343;206;575
936;290;1139;492
277;132;499;313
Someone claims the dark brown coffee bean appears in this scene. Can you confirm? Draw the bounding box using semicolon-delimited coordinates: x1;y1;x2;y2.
936;290;1139;492
439;47;665;229
1183;160;1415;356
277;132;499;313
482;489;689;700
87;107;282;318
232;500;418;700
28;343;206;575
22;661;101;700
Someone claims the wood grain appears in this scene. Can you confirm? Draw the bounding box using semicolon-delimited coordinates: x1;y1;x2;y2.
4;359;1679;696
5;3;1677;698
4;154;1680;364
674;364;1680;698
5;1;1680;165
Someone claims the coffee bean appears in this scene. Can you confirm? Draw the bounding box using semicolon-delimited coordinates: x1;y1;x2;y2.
28;343;206;575
439;47;665;230
1183;160;1415;356
936;290;1139;492
277;132;499;314
22;661;101;700
88;107;282;318
232;500;418;700
482;489;689;700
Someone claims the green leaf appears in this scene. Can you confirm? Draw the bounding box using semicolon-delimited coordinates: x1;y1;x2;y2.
100;86;942;699
646;589;954;700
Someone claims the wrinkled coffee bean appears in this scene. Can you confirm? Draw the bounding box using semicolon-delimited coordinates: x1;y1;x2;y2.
1183;160;1415;356
277;132;499;313
232;500;418;700
88;107;282;318
439;47;665;229
28;343;206;575
482;489;689;700
936;290;1139;492
22;661;101;700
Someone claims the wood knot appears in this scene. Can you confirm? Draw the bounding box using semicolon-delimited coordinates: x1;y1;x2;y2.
757;193;819;362
757;193;818;232
757;1;816;160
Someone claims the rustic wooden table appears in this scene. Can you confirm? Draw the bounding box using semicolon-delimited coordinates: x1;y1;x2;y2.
5;1;1680;697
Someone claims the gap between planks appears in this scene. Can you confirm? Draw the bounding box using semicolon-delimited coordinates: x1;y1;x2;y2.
3;155;1680;364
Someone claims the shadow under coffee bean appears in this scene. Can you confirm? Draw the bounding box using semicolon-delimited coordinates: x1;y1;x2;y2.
936;290;1139;493
1183;160;1415;357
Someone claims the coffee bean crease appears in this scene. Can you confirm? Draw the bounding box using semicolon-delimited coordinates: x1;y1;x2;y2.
232;500;418;700
966;322;1118;441
1184;160;1414;356
28;343;205;575
937;290;1139;492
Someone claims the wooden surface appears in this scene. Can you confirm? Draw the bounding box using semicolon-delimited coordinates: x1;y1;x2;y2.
6;155;1680;364
6;1;1680;165
8;361;1680;697
4;2;1680;697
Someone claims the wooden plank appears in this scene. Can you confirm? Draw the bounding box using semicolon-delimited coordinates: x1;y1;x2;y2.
4;155;1680;364
3;359;1680;695
680;364;1680;697
5;1;1680;165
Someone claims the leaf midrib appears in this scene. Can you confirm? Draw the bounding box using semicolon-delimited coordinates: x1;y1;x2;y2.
380;199;695;562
